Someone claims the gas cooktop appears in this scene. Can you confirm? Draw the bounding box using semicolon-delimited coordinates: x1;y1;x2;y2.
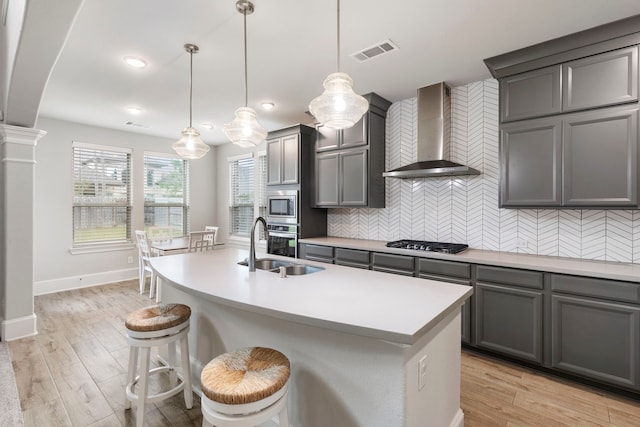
386;240;469;254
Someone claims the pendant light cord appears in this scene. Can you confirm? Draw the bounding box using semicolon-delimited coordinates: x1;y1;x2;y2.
189;48;194;127
336;0;341;72
243;9;248;107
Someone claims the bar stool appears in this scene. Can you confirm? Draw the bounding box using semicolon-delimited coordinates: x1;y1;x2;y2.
200;347;290;427
124;304;194;427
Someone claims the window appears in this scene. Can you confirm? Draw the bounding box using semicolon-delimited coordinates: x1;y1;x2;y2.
72;142;132;245
143;153;189;237
229;155;255;237
228;152;267;239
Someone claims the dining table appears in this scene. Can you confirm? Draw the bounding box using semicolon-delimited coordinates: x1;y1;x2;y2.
150;237;189;255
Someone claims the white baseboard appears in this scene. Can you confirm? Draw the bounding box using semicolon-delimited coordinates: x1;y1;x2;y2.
34;268;138;296
450;408;464;427
2;313;37;341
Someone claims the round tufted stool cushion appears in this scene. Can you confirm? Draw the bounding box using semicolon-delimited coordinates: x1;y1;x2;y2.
125;303;191;332
201;347;290;405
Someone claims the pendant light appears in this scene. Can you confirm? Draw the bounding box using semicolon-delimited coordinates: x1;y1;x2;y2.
224;0;267;148
309;0;368;130
172;44;210;159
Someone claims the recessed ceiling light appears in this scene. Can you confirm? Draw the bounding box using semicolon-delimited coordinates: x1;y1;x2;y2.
261;102;275;111
201;123;215;130
124;56;147;68
127;106;143;114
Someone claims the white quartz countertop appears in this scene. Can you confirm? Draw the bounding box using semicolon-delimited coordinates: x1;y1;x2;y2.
150;248;472;345
299;237;640;282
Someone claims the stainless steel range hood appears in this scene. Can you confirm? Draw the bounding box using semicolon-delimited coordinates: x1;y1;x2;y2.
383;82;480;178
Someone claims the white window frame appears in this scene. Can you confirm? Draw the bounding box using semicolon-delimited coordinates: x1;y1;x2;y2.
143;151;190;238
70;141;134;254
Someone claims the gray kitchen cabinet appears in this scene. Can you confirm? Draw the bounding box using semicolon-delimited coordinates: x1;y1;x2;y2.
267;134;299;185
474;266;544;364
501;106;639;208
563;106;638;206
563;46;638;112
418;258;472;344
334;247;370;269
314;92;391;208
551;294;640;390
371;252;414;276
298;243;334;264
500;65;562;122
500;117;562;207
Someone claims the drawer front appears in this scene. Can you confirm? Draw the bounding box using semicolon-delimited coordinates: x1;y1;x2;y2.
335;248;370;265
303;244;334;260
476;265;543;289
551;274;640;304
372;253;414;274
418;258;471;280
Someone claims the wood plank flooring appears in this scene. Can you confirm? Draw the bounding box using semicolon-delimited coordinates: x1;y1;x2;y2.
7;280;640;426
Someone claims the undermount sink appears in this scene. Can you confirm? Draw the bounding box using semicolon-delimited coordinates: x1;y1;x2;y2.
237;258;324;275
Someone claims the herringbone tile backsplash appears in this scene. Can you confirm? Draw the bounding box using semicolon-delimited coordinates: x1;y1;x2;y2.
327;79;640;263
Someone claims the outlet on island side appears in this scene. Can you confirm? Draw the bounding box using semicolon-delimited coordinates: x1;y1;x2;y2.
418;355;427;390
127;256;134;264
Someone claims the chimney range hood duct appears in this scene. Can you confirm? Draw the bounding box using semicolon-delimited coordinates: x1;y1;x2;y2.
383;82;480;178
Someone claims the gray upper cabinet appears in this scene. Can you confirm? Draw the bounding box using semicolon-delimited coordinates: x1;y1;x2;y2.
563;46;638;112
314;92;391;208
267;133;299;186
492;34;640;208
501;117;562;207
501;65;562;122
563;106;638;206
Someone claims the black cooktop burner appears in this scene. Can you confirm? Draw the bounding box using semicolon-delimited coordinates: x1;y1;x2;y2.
386;240;469;254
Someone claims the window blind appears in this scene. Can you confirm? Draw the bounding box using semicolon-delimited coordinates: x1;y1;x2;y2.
143;153;190;237
229;155;255;237
72;143;132;245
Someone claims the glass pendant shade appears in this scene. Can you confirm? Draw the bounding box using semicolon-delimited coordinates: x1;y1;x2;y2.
224;106;267;148
172;127;210;159
309;72;369;130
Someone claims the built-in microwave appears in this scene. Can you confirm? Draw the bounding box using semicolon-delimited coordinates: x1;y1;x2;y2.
266;190;297;224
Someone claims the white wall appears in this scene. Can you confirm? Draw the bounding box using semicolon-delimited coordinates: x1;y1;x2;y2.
328;79;640;263
33;117;217;293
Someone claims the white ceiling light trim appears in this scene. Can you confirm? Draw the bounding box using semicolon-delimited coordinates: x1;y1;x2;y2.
123;56;147;68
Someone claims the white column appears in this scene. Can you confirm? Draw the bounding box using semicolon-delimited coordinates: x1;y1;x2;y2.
0;124;47;340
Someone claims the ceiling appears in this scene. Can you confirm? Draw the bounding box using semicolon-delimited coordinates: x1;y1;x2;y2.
37;0;640;146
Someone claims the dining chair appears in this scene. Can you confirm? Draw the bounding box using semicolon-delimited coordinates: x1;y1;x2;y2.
135;230;160;301
188;231;215;252
204;226;219;245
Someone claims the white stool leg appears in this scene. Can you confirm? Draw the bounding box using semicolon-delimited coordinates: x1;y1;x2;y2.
136;347;151;427
180;334;193;409
138;259;145;293
149;271;156;299
168;340;177;387
279;402;289;427
155;277;162;303
125;346;138;409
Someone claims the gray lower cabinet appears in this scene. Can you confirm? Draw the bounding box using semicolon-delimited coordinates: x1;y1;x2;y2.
334;247;370;269
418;258;472;344
371;252;414;276
551;294;640;390
299;243;334;264
474;266;544;364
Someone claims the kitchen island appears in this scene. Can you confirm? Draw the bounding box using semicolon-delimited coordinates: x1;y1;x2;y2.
150;247;472;427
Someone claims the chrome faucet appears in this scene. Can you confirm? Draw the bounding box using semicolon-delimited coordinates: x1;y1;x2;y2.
249;216;268;272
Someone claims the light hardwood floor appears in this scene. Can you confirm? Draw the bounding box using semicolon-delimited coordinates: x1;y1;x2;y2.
7;280;640;426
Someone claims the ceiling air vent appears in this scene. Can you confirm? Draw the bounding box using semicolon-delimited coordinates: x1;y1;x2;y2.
351;39;398;62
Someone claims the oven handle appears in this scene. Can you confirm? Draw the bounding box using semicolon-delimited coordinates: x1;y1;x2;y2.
268;232;297;238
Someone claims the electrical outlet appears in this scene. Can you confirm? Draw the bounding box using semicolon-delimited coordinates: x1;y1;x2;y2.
127;256;134;264
516;238;528;249
418;355;427;390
